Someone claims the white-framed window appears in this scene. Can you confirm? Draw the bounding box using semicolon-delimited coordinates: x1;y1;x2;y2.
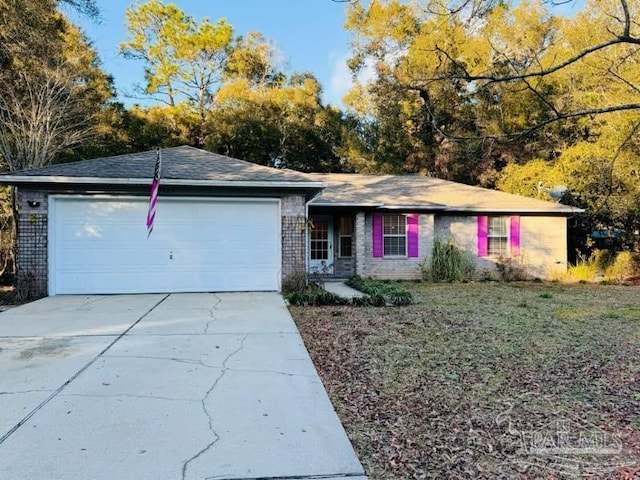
310;219;329;260
488;216;508;256
338;216;353;257
383;214;407;256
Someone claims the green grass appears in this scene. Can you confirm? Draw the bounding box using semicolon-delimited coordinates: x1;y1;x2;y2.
291;282;640;479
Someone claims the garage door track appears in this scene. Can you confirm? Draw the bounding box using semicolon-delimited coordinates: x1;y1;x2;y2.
0;293;366;480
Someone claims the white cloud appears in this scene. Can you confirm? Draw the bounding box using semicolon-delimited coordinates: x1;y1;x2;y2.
325;52;376;107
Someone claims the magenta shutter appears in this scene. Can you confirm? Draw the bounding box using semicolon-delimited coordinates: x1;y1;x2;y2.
477;216;488;257
510;216;520;256
373;214;383;257
407;214;419;257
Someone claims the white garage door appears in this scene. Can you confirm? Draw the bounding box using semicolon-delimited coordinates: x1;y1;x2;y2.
49;196;281;295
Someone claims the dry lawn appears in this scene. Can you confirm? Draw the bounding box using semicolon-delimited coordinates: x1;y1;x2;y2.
290;282;640;479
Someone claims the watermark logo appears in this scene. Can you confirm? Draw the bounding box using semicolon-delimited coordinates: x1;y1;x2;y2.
518;417;622;457
497;407;636;477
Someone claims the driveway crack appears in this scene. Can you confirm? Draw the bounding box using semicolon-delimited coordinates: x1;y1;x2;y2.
78;296;108;311
225;367;316;378
0;389;53;395
105;354;216;369
59;393;200;403
204;294;222;335
181;333;248;480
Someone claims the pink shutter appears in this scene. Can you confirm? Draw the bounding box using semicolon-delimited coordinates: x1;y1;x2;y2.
373;214;383;258
477;216;488;257
407;214;419;257
510;216;520;256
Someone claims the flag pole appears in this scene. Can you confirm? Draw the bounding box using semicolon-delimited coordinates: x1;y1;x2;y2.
146;147;162;238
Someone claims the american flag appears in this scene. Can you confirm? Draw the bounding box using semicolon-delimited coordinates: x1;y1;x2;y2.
146;148;161;237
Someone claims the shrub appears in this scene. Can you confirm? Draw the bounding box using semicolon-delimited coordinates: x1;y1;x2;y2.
604;251;640;283
285;285;348;306
426;238;475;282
281;270;308;293
495;254;530;281
593;249;616;270
563;255;598;282
346;275;414;306
15;271;37;302
560;250;640;283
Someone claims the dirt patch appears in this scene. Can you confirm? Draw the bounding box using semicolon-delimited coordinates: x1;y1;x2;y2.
18;338;73;360
291;282;640;479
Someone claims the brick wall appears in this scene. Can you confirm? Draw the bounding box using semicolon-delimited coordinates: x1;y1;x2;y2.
14;190;310;297
281;194;307;287
360;213;435;280
15;189;48;298
434;214;568;279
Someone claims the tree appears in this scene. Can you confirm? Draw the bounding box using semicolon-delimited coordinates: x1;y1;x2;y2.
0;2;114;171
120;0;233;144
208;72;349;172
120;2;353;171
498;118;640;252
342;0;640;254
0;68;93;170
345;0;640;141
225;32;285;86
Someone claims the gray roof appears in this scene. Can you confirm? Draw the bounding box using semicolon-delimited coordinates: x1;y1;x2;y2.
0;146;580;214
309;173;579;214
1;146;321;186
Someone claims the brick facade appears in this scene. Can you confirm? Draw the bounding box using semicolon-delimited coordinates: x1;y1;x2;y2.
434;215;568;279
347;211;567;281
280;194;307;286
14;190;310;297
15;189;49;298
360;213;435;280
11;186;568;296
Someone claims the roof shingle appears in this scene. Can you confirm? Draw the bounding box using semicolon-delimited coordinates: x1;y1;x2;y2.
0;146;579;214
7;146;314;183
309;173;578;214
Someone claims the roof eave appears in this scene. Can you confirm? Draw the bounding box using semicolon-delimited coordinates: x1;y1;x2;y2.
442;206;583;214
0;175;326;189
309;201;385;208
310;201;579;214
378;204;448;211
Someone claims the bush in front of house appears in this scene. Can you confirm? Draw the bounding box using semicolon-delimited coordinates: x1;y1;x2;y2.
423;238;475;282
346;275;414;306
285;284;349;306
604;251;640;283
495;254;531;281
560;249;640;283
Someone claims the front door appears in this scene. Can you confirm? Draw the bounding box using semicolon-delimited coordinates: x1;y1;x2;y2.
309;216;334;274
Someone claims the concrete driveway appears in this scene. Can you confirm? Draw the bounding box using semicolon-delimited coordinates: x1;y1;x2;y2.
0;293;366;480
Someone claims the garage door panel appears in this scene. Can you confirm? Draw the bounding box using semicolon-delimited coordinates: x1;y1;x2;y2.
50;197;281;295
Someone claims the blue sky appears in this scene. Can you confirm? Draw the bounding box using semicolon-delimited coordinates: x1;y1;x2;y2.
70;1;585;108
70;0;355;107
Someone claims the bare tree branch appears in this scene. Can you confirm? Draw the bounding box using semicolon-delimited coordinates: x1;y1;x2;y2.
426;36;640;86
0;66;95;171
415;81;640;142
